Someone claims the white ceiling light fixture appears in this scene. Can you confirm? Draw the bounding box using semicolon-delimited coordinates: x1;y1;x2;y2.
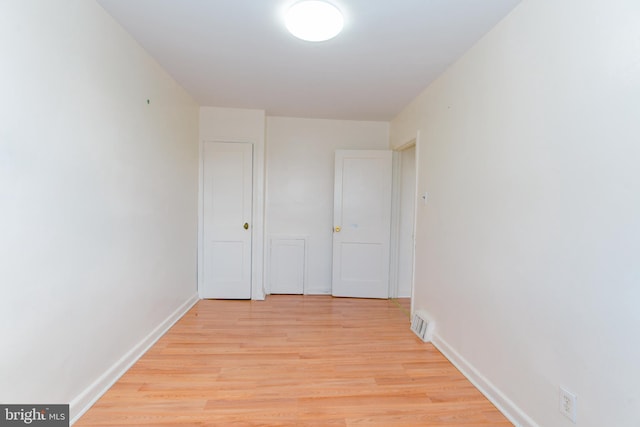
285;1;344;42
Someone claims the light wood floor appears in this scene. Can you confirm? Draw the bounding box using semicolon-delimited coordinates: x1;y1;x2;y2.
76;296;511;426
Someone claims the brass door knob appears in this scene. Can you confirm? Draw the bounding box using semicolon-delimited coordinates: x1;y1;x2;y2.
334;226;341;232
244;223;249;230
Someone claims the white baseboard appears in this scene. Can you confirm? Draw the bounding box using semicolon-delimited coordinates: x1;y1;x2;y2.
304;288;331;295
69;294;200;425
431;334;538;427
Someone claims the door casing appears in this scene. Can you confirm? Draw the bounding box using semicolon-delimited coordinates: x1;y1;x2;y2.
389;133;420;313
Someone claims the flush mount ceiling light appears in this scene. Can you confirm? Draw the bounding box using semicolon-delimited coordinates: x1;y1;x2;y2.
285;1;344;42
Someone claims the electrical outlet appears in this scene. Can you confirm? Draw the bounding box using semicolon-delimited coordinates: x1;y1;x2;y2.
559;387;577;423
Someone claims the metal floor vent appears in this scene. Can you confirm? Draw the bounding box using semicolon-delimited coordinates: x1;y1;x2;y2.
411;310;435;342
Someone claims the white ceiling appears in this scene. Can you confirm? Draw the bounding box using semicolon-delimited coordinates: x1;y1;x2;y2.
97;0;522;121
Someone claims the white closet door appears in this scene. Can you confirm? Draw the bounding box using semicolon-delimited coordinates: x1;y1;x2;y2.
332;150;392;298
202;142;253;299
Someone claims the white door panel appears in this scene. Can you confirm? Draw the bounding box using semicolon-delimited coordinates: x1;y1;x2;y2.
332;150;392;298
269;238;306;294
202;142;252;299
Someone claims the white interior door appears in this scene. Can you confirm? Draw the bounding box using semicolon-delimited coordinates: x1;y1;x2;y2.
332;150;393;298
202;142;252;299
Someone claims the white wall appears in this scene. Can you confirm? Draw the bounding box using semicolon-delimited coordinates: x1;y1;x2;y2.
266;117;389;294
199;107;266;299
0;0;199;422
391;0;640;426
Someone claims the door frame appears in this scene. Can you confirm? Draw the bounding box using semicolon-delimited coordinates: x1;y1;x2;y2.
198;139;265;300
389;134;420;312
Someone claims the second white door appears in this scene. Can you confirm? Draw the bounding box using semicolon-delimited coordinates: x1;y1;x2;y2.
202;142;253;299
332;150;393;298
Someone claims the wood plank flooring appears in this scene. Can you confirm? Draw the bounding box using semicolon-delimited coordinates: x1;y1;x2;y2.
76;296;511;426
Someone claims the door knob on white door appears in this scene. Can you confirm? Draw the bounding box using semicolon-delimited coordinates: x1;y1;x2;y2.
244;223;249;230
334;226;341;232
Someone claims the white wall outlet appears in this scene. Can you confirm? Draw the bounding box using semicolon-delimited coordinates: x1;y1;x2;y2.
559;387;577;423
